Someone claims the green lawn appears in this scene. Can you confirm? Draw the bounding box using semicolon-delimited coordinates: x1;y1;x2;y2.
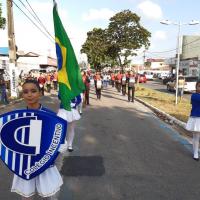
135;86;191;122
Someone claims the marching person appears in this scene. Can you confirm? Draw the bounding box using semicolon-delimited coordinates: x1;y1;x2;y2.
116;72;122;92
186;80;200;161
53;70;58;90
46;72;52;93
94;72;102;100
57;94;82;152
111;73;115;87
11;79;67;200
127;71;135;102
37;73;46;96
121;73;127;96
82;71;90;105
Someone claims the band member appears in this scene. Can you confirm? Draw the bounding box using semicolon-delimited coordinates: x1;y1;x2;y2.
37;73;46;96
116;72;122;92
121;73;127;96
82;71;90;105
127;71;135;102
57;94;82;152
94;72;102;100
11;79;67;200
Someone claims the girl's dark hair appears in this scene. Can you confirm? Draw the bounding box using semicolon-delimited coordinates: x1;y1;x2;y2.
22;79;41;91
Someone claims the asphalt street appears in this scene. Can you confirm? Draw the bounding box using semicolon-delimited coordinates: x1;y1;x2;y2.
0;86;199;200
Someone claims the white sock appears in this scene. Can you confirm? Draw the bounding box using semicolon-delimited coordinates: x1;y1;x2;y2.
193;133;200;158
67;121;76;148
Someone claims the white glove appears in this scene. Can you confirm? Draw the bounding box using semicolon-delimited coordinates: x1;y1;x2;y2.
70;103;76;107
58;141;68;153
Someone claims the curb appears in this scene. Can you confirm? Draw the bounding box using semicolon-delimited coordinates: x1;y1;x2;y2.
135;97;187;129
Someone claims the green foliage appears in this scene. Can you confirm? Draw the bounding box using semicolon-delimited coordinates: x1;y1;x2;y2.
106;10;151;68
81;9;151;71
0;3;6;29
81;28;107;69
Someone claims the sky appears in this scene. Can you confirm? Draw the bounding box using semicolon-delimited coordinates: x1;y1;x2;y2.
1;0;200;64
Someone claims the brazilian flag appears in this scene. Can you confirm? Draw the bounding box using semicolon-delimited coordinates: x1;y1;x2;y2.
53;1;85;111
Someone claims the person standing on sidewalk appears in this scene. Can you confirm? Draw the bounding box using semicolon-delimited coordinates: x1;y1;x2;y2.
178;75;185;102
127;71;135;102
186;80;200;161
0;73;9;105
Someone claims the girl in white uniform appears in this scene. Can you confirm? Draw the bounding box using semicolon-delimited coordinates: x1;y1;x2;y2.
57;94;81;152
11;79;67;200
186;80;200;161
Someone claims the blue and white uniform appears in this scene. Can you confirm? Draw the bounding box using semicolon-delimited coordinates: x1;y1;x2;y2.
11;106;63;198
186;93;200;159
57;95;82;122
57;95;82;151
186;93;200;131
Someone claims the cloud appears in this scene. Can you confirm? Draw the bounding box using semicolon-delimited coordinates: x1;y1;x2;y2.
154;30;167;40
82;8;115;21
137;1;163;20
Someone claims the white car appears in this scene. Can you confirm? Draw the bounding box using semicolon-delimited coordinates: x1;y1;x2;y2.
167;76;198;92
145;72;154;80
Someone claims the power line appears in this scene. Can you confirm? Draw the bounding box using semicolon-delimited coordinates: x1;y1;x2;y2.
12;0;54;43
24;0;55;40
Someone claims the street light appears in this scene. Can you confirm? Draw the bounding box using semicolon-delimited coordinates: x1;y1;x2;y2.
160;19;199;104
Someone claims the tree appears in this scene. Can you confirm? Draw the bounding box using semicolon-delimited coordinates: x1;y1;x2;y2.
81;28;108;70
0;3;6;29
106;10;151;72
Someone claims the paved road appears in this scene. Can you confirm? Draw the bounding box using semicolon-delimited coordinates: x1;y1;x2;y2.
0;87;199;200
140;79;191;100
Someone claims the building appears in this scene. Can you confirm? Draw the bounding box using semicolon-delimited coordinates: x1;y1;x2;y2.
166;35;200;77
0;47;57;78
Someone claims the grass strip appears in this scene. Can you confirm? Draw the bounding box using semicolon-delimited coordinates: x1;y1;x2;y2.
135;86;191;122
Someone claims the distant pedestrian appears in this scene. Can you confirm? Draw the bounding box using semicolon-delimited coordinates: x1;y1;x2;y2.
186;80;200;161
0;74;9;105
178;75;185;102
53;71;58;90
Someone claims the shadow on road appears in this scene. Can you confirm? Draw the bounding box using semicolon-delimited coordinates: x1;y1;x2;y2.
61;156;105;177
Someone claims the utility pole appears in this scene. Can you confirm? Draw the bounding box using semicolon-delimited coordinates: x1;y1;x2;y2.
7;0;18;97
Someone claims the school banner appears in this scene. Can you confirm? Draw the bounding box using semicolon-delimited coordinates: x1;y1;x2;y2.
0;109;67;180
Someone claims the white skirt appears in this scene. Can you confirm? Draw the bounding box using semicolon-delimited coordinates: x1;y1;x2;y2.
11;166;63;198
57;108;81;123
186;117;200;132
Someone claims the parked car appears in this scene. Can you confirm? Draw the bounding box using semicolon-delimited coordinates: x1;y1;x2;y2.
137;74;147;83
166;76;198;92
163;74;175;85
158;72;170;80
144;72;154;80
